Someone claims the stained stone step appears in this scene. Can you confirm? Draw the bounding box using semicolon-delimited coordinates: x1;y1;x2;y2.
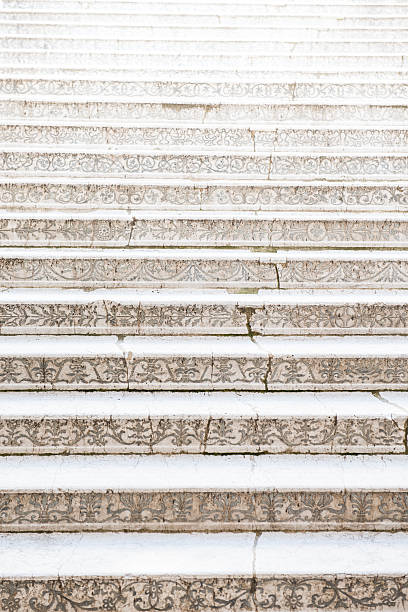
1;248;408;289
3;99;408;125
0;390;405;454
0;334;408;391
2;211;408;248
0;532;407;611
3;3;408;16
1;288;407;336
0;454;405;532
1;179;408;213
4;122;408;152
2;51;408;71
2;25;408;42
3;149;408;180
6;38;408;54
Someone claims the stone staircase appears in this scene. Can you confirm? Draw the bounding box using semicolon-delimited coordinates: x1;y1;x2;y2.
0;0;408;610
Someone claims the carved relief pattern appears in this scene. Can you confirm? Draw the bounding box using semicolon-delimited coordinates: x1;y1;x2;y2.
1;77;408;100
2;301;408;335
0;575;407;611
2;216;408;247
0;256;279;288
1;255;408;288
3;100;408;123
2;125;408;151
0;355;408;390
0;490;407;531
1;183;407;212
0;415;403;454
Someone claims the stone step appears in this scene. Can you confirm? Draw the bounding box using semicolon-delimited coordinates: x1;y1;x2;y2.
5;38;408;54
2;179;407;213
3;100;408;124
0;248;407;289
0;532;407;611
4;122;408;152
2;149;408;180
2;51;408;71
0;454;405;532
3;2;408;16
1;13;408;27
2;211;408;248
1;288;407;336
2;24;408;41
2;67;408;81
0;334;407;390
0;390;405;454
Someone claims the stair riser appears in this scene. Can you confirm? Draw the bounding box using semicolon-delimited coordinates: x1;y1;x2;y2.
1;354;407;390
0;489;405;532
3;101;408;124
2;217;408;248
4;125;408;152
0;415;404;454
1;52;408;70
2;80;408;102
0;575;404;612
1;26;408;41
1;301;407;336
1;255;408;289
1;183;407;212
5;39;408;54
2;152;408;180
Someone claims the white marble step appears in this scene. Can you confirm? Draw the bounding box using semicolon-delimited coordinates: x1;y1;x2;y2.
0;532;407;612
1;179;407;213
0;454;405;531
2;210;408;248
5;38;408;54
4;122;408;152
2;51;408;71
0;334;407;390
3;99;407;125
2;24;408;41
0;288;407;336
1;13;408;27
0;248;408;289
0;390;404;454
2;149;408;180
3;2;408;15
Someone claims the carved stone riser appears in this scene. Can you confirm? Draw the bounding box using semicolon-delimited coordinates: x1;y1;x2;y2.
3;152;408;180
0;490;406;532
0;416;404;454
2;78;408;100
1;51;407;71
3;101;408;123
1;301;408;336
1;256;408;289
0;575;406;611
0;182;407;212
4;39;408;55
4;125;408;152
1;355;408;390
2;216;408;248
